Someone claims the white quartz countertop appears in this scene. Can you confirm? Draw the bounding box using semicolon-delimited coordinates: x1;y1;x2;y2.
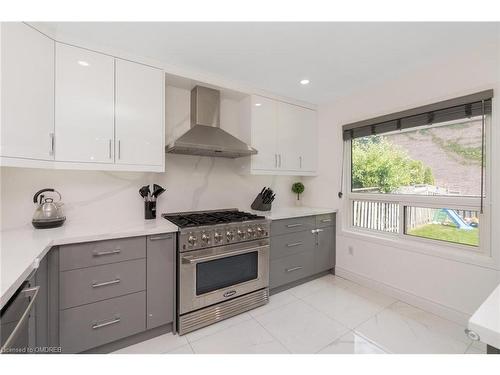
469;283;500;349
0;217;178;309
250;206;338;220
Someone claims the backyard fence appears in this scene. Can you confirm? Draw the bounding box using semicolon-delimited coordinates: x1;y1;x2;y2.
352;200;479;233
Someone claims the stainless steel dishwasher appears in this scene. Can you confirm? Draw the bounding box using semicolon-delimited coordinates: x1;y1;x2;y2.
0;273;40;354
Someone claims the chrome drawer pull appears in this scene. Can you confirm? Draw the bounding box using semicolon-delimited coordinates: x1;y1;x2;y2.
93;249;121;257
285;266;303;273
286;242;303;248
321;218;332;223
149;235;173;241
92;278;121;288
286;223;303;228
92;316;121;330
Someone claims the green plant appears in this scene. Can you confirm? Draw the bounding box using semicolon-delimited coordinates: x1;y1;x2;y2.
291;182;305;200
352;136;435;193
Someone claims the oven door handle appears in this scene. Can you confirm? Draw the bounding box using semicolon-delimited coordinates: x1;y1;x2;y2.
0;286;39;353
182;245;269;264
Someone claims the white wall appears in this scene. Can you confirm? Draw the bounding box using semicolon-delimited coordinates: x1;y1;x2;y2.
0;85;302;230
303;44;500;323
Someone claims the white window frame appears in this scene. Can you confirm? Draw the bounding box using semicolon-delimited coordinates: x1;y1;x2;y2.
342;115;492;262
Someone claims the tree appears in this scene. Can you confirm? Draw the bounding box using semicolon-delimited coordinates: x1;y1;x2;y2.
352;136;434;193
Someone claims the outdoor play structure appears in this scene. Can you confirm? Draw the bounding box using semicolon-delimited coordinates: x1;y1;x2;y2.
432;208;474;230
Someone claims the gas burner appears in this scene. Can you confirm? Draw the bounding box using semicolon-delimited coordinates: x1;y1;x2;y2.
162;209;270;252
162;209;265;228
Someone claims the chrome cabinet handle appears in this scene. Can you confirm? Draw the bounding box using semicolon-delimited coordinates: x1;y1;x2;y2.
285;266;303;273
92;278;120;288
279;154;282;168
108;139;112;159
49;133;55;156
286;242;303;248
149;235;173;241
286;223;303;228
0;286;40;353
311;228;324;234
321;218;332;223
275;154;278;168
93;249;121;257
92;316;121;330
299;156;302;169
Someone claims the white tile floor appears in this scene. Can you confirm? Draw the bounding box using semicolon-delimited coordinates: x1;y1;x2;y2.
113;275;486;354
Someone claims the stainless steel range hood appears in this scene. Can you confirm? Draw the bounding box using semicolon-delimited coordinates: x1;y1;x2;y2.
166;86;258;158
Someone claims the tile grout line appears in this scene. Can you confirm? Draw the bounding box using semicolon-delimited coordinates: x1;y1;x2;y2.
248;312;292;354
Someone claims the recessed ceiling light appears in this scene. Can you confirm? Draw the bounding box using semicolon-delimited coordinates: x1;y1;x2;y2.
300;79;310;85
255;103;262;107
78;60;90;67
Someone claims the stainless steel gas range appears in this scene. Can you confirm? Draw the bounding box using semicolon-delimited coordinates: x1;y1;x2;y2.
162;209;271;335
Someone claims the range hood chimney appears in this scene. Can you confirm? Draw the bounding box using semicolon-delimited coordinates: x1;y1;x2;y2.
166;85;258;158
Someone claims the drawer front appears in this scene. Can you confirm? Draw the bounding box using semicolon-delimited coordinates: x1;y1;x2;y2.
59;291;146;353
271;216;315;236
270;230;314;261
59;259;146;309
59;236;146;271
316;213;335;228
270;251;314;289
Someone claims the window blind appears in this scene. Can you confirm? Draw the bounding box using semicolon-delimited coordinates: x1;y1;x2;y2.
342;90;493;141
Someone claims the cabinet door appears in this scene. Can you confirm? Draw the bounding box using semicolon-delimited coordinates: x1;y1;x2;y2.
251;95;278;171
314;225;335;273
1;23;55;160
277;102;302;171
298;108;317;172
277;102;317;173
55;43;114;163
115;59;164;166
146;234;175;329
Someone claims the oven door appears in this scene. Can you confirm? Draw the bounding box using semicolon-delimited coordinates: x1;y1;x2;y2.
179;239;269;315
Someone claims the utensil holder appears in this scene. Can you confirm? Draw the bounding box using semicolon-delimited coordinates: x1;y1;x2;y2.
145;201;156;220
251;193;272;212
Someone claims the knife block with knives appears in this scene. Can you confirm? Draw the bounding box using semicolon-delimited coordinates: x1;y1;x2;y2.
251;187;275;212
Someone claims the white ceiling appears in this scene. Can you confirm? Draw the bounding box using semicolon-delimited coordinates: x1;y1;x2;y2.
37;22;499;104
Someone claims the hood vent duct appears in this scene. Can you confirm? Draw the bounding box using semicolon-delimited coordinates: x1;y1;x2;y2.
166;85;258;158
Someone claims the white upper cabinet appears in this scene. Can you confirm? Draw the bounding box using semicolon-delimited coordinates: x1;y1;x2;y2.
280;103;317;173
249;95;317;175
1;23;55;160
115;59;164;167
250;96;279;171
55;43;115;163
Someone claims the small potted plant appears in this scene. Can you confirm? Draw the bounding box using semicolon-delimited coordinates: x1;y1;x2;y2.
291;182;305;206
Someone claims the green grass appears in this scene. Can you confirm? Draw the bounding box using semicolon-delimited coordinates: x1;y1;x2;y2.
408;224;479;247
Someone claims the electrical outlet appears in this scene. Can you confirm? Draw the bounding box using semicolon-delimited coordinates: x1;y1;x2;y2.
348;246;354;255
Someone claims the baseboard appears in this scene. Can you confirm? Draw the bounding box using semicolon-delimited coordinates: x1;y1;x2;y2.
335;267;471;326
82;323;173;354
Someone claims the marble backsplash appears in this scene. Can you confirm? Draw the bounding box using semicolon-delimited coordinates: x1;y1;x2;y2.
0;154;306;230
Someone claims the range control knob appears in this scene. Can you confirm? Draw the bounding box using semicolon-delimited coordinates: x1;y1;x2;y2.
226;231;235;241
201;233;210;244
214;232;223;243
237;229;245;239
247;227;255;237
256;226;264;236
187;235;197;246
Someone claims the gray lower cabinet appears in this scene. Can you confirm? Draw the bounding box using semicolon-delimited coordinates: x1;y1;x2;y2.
60;291;146;353
146;234;175;330
314;225;335;273
270;213;335;291
53;232;175;353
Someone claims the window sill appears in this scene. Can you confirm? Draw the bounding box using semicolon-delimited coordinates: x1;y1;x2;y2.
340;227;499;270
